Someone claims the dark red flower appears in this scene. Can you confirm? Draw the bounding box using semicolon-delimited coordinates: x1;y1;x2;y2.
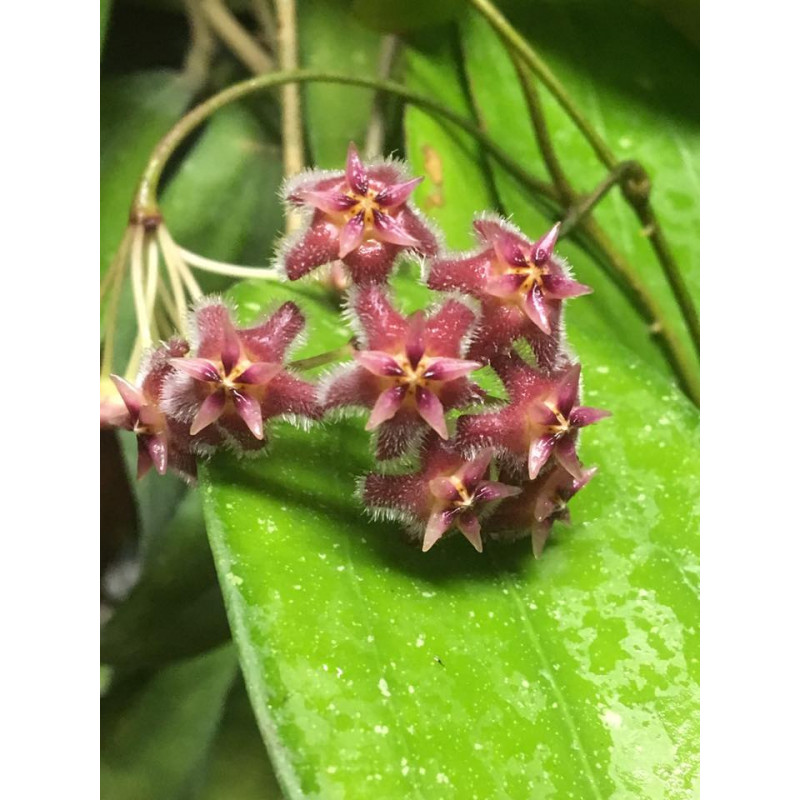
109;338;197;481
322;286;483;459
485;464;597;556
162;300;320;452
457;353;609;480
427;216;591;366
278;143;438;284
362;436;520;552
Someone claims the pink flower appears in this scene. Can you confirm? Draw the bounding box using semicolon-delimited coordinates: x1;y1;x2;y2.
322;286;483;460
162;300;320;451
109;339;198;481
362;436;520;552
486;464;597;556
278;143;439;285
427;216;591;366
457;353;609;480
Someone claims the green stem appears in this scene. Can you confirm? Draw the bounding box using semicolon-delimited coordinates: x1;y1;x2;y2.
290;343;354;372
471;0;700;357
132;69;556;217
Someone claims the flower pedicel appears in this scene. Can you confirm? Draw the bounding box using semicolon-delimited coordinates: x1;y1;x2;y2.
106;144;608;556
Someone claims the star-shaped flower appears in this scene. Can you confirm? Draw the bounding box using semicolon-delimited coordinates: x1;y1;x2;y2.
457;353;609;480
427;216;591;365
278;143;439;285
109;338;198;481
362;436;521;552
162;300;320;451
322;286;483;460
485;464;597;556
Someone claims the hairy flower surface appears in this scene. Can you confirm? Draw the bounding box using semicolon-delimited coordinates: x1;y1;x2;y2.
110;339;197;480
323;286;483;460
458;354;608;480
163;301;319;451
486;464;597;556
362;437;520;552
279;143;438;284
428;217;591;366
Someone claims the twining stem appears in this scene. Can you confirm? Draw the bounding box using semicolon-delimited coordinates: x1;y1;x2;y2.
132;69;556;217
201;0;274;73
290;343;354;371
158;226;190;329
471;0;700;356
251;0;278;51
275;0;303;179
183;0;217;90
161;228;203;300
179;246;284;280
145;236;160;321
512;56;699;404
560;162;638;237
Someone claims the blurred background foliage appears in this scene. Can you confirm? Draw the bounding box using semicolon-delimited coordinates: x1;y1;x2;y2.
101;1;698;797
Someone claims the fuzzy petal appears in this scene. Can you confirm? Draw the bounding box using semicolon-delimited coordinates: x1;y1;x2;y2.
428;477;460;502
405;311;426;369
485;272;528;300
474;481;522;503
342;239;399;284
493;236;527;268
570;406;611;428
374;176;424;208
239;301;305;363
427;251;491;294
283;217;340;280
346;142;369;195
556;363;582;412
190;390;227;435
170;358;222;384
366;385;407;430
416;387;448;439
457;513;483;552
528;434;556;480
424;299;477;356
297;188;357;214
372;210;420;248
422;509;455;552
355;350;404;377
261;372;321;421
523;285;552;334
220;316;242;376
232;390;264;439
237;362;282;386
457;449;494;487
541;274;593;300
423;357;482;382
534;222;560;264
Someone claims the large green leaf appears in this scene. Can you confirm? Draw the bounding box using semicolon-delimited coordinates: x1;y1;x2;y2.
460;2;698;377
101;644;238;800
199;280;698;797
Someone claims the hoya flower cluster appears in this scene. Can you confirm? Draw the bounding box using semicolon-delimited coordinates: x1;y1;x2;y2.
106;144;608;556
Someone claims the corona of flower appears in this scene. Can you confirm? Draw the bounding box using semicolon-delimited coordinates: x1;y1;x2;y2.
458;354;609;480
428;216;591;366
322;286;483;460
278;143;439;284
362;437;520;552
162;300;320;452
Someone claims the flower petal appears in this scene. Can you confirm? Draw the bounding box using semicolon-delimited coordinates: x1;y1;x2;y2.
541;274;593;300
353;285;408;350
190;390;227;435
570;406;611;428
457;449;494;487
372;210;420;248
456;513;483;552
474;481;522;503
365;385;407;430
239;301;305;363
485;273;527;300
528;434;556;480
493;236;527;268
533;222;560;264
531;520;553;559
415;386;448;439
220;315;242;376
237;362;282;385
374;176;424;208
339;211;366;258
282;217;340;280
556;363;582;412
232;390;264;439
355;350;405;377
170;358;222;383
346;142;368;195
423;357;482;382
297;188;357;214
428;477;460;502
110;375;142;419
554;436;583;480
405;311;426;369
146;434;169;475
424;299;477;355
422;509;455;552
522;285;552;334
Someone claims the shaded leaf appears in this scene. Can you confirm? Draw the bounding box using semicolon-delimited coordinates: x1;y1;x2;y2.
101;645;238;800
